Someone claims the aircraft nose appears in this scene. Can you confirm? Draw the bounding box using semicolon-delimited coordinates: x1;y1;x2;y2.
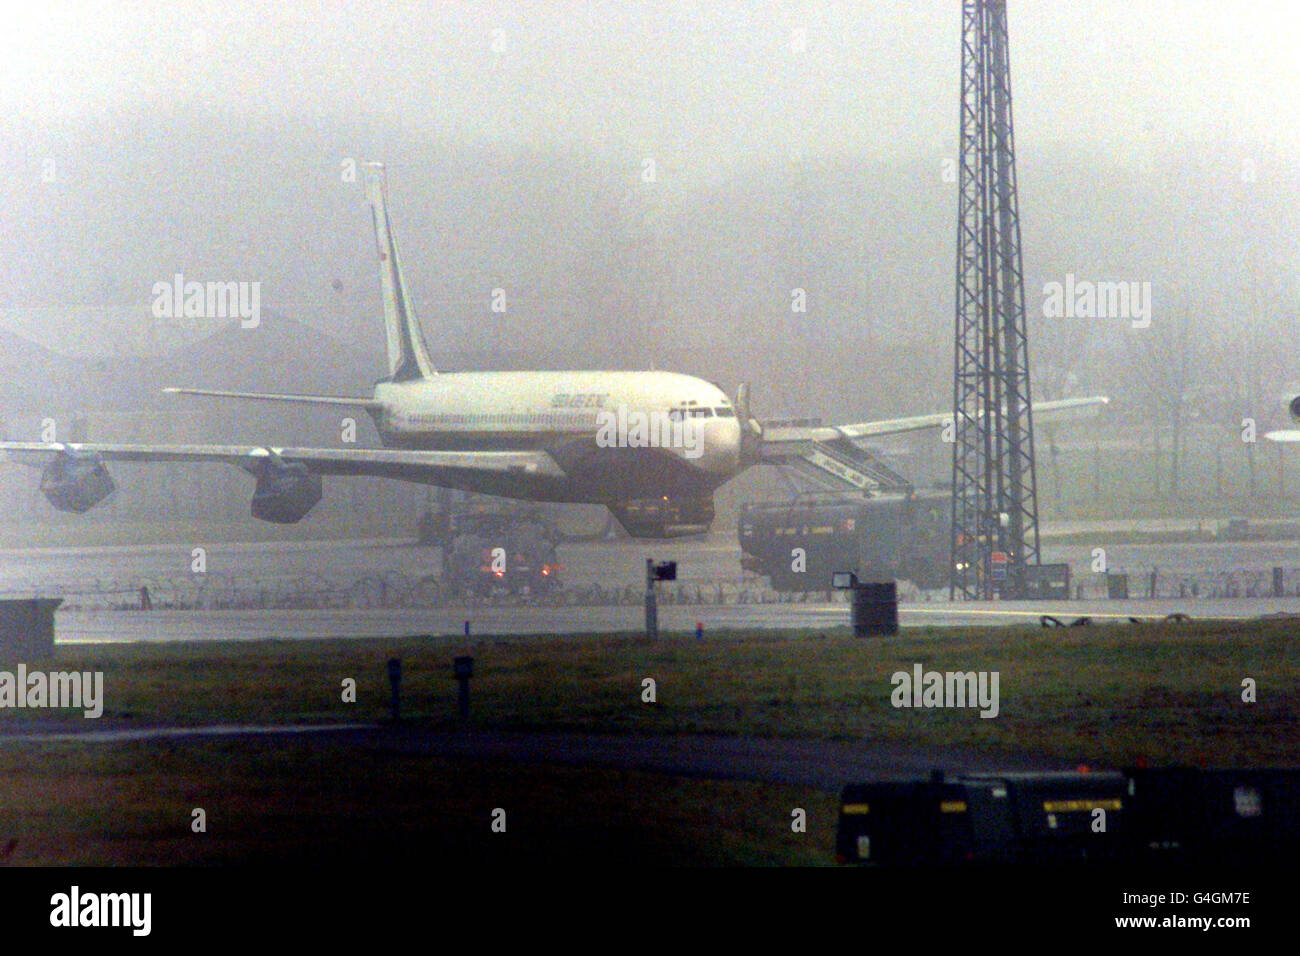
695;417;742;474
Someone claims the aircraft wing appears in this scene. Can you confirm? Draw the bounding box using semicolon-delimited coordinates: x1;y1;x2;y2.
0;442;561;478
0;441;565;521
759;395;1110;445
160;387;384;411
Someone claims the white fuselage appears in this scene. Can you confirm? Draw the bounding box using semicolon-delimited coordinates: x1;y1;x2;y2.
371;369;743;502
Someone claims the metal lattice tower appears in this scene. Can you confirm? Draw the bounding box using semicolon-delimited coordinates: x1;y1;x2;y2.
950;0;1040;600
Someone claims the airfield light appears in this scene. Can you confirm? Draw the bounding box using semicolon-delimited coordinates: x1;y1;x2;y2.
645;560;678;640
831;571;858;590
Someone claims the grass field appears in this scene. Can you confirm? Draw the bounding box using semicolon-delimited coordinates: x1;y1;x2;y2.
0;738;833;866
1;620;1296;865
8;620;1297;764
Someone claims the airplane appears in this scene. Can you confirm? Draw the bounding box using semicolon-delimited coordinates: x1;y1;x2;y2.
1265;393;1300;445
1;163;1110;539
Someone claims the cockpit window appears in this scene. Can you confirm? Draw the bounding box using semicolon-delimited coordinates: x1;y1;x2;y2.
715;407;735;417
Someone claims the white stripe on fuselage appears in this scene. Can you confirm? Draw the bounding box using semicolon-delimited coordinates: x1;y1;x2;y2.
373;370;742;473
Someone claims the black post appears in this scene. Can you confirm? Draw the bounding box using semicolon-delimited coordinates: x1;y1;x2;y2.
386;657;402;722
645;558;658;640
850;581;899;637
454;655;474;719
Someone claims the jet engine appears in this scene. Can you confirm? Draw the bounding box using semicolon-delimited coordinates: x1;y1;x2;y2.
249;456;322;524
1289;394;1300;423
40;450;116;513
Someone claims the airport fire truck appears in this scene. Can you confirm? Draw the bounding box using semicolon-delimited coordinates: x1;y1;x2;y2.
738;490;950;592
418;502;562;596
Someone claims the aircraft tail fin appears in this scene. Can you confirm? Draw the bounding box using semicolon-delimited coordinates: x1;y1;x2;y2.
364;162;436;382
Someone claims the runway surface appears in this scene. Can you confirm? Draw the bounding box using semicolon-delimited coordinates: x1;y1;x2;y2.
370;728;1061;788
46;596;1300;643
1;535;1297;643
0;722;1057;789
4;533;1298;593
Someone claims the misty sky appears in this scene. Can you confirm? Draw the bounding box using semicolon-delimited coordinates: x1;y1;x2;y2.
4;1;1296;171
0;0;1298;511
1;0;1298;428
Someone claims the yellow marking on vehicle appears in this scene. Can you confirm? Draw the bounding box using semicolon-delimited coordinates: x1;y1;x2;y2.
1042;798;1122;813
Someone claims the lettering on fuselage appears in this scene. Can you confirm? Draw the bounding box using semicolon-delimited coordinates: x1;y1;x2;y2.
595;405;705;459
551;393;609;409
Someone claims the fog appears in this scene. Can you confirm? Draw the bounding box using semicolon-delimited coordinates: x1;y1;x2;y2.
2;1;1299;531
